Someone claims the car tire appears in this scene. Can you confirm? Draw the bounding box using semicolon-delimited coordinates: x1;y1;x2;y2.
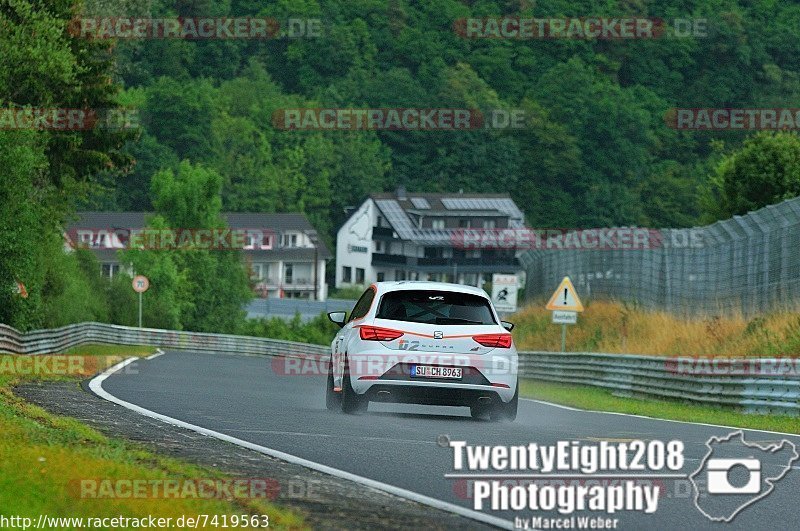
326;357;342;411
490;382;519;422
341;356;367;414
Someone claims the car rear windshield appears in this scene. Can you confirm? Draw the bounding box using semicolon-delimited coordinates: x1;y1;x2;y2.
376;290;496;325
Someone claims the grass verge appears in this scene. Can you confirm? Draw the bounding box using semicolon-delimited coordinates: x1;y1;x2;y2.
519;379;800;435
0;345;305;529
512;300;800;357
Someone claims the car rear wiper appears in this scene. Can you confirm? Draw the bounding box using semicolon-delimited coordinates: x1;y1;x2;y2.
434;317;483;325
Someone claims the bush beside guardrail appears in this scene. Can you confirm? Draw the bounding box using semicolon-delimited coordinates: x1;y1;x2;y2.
1;323;797;416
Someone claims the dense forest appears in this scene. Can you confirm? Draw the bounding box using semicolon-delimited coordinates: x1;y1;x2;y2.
89;0;800;233
4;0;800;331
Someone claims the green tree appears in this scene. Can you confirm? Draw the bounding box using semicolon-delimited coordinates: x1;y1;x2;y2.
135;161;253;332
0;130;49;329
144;77;217;162
703;132;800;221
40;247;110;328
211;113;279;212
121;215;186;330
0;0;129;328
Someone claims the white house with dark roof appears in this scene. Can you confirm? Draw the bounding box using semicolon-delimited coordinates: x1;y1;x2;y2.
335;189;526;289
65;212;331;300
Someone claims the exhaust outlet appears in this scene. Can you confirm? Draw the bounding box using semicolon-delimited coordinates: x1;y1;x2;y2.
376;390;392;400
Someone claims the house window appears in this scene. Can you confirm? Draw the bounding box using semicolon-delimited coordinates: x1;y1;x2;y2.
395;269;406;281
252;263;270;281
101;263;119;278
483;219;496;229
284;263;293;284
375;241;384;253
377;272;385;282
282;233;298;247
458;219;471;228
431;219;445;230
355;268;365;284
342;266;352;283
424;247;443;258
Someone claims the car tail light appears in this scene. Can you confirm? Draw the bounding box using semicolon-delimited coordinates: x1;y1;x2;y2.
473;333;513;348
359;326;404;341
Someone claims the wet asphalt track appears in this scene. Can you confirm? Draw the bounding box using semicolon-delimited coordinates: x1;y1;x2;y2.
98;350;800;530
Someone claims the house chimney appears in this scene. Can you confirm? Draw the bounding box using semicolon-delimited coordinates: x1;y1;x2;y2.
397;185;407;199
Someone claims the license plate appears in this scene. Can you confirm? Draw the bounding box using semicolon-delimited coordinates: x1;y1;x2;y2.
411;365;462;379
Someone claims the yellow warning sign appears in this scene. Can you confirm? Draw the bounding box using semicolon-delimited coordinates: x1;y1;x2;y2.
545;276;584;312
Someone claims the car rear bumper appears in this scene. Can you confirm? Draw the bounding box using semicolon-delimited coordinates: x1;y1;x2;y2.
346;356;517;403
362;381;511;407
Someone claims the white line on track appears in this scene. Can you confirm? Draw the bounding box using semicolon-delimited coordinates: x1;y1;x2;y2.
145;349;165;360
89;357;513;530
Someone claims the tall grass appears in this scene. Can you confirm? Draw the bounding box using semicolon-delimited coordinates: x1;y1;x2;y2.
511;300;800;357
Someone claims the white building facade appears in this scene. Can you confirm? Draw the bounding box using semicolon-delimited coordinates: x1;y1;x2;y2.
335;191;526;289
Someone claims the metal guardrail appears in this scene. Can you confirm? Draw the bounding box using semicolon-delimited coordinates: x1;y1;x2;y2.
519;352;800;416
0;322;328;359
1;323;797;415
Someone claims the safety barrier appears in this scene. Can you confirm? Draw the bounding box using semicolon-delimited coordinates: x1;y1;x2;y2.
2;323;797;415
518;352;800;416
0;322;328;359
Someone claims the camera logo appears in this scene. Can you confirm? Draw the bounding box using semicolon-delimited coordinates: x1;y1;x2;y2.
706;458;761;494
690;431;798;522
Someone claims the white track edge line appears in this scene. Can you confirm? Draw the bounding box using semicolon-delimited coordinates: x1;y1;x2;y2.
145;349;165;360
521;397;800;438
89;357;512;530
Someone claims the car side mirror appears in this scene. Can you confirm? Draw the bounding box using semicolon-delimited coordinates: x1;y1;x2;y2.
328;311;347;328
501;321;514;332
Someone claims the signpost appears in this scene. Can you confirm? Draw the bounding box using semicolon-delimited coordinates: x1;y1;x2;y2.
491;274;519;313
132;275;150;328
545;277;583;352
551;310;577;324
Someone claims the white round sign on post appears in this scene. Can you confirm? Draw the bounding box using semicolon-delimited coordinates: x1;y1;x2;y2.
132;275;150;293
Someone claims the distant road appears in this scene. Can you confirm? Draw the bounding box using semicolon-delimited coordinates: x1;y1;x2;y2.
98;351;800;530
245;298;355;321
